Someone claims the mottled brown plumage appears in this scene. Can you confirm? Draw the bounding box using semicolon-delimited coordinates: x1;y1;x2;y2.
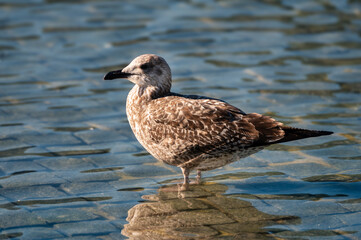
104;54;333;190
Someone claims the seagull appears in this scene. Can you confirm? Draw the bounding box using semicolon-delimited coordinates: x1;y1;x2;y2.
104;54;333;190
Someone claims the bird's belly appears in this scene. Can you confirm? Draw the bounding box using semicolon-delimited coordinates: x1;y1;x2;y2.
137;133;264;171
173;147;263;171
193;146;264;171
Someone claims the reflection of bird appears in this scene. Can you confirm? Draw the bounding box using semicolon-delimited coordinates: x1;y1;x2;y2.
122;184;301;240
104;54;333;190
122;183;300;239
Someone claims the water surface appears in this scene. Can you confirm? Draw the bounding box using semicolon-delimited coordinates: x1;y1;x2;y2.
0;0;360;239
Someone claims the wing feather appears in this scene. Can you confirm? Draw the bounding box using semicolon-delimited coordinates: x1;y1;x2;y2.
145;96;256;155
141;94;287;165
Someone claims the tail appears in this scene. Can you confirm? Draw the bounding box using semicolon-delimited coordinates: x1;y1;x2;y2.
275;126;333;144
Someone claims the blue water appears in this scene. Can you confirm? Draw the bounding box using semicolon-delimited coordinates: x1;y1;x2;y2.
0;0;360;239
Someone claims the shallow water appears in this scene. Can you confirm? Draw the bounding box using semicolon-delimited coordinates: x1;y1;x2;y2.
0;0;361;239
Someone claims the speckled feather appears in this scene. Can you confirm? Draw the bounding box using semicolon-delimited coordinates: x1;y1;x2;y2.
105;54;333;186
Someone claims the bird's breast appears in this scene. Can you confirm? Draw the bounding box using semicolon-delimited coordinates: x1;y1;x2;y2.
126;87;145;138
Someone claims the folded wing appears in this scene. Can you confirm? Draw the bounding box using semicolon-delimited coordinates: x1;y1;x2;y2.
143;95;286;162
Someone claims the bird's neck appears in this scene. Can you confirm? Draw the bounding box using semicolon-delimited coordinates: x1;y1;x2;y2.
131;84;170;102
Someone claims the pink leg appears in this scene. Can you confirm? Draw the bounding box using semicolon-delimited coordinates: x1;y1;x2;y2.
196;170;202;184
180;167;190;191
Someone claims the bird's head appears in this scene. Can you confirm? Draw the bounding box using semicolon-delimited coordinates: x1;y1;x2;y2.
104;54;172;93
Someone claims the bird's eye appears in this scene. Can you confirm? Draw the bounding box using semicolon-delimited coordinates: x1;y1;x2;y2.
140;63;151;70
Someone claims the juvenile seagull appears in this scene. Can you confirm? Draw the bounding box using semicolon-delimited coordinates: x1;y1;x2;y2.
104;54;332;190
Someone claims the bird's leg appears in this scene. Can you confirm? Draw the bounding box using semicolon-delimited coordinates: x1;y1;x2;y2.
180;167;190;191
196;170;202;184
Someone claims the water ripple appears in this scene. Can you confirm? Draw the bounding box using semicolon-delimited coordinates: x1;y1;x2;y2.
0;0;360;238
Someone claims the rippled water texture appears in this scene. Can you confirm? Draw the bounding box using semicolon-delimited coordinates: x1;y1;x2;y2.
0;0;361;239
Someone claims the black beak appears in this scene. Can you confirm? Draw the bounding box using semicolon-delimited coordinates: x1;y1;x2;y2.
103;69;132;80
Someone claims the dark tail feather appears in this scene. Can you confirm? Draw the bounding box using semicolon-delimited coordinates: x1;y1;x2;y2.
275;127;333;144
